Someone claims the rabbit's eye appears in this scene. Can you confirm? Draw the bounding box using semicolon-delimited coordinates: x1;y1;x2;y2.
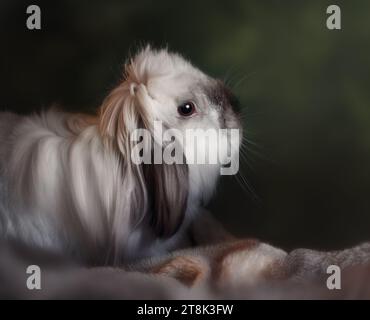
177;101;196;117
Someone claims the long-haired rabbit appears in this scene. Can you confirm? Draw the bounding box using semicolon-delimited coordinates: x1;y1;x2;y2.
0;47;241;264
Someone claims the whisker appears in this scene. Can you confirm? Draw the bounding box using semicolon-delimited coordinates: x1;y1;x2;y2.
232;142;261;203
239;146;256;172
223;66;239;87
232;71;257;91
235;170;261;203
242;136;261;148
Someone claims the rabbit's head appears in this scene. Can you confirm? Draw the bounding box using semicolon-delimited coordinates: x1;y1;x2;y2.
99;47;241;239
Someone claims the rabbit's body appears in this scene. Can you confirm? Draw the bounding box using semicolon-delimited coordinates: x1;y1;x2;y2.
0;110;147;262
0;48;241;264
0;110;187;263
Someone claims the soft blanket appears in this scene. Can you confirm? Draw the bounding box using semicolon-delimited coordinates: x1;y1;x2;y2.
1;238;370;299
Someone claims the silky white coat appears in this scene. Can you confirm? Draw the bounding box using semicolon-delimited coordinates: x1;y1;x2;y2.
0;47;241;264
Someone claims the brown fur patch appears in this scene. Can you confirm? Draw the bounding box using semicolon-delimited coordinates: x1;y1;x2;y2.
150;256;208;287
212;239;259;282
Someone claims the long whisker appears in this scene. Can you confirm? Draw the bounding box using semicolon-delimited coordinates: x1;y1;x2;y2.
235;169;261;203
223;66;240;87
239;103;270;121
233;141;261;202
239;146;256;172
232;71;257;91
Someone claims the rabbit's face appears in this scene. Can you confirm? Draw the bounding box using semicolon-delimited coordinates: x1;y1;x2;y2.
125;48;242;173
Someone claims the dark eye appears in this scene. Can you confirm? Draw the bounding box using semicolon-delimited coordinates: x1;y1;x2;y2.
177;101;196;117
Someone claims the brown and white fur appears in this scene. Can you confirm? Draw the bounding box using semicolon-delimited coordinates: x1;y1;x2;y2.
0;47;241;264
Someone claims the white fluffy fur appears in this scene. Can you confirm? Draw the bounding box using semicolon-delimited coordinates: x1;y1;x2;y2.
0;47;240;264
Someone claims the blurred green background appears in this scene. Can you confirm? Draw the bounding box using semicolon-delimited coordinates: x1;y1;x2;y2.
1;0;370;251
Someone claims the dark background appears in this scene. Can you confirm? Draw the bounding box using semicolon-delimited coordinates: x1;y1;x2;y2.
1;0;369;251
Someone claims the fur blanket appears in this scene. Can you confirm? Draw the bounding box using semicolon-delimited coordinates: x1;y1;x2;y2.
1;237;370;299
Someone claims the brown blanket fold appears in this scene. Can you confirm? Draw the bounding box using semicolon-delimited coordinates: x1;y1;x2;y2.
1;239;370;299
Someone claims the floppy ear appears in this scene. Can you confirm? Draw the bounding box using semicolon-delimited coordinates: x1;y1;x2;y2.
99;80;188;238
99;84;141;157
144;161;188;238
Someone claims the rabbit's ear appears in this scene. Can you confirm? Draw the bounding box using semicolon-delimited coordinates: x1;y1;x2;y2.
99;84;147;156
99;80;188;239
144;162;188;238
99;82;156;156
